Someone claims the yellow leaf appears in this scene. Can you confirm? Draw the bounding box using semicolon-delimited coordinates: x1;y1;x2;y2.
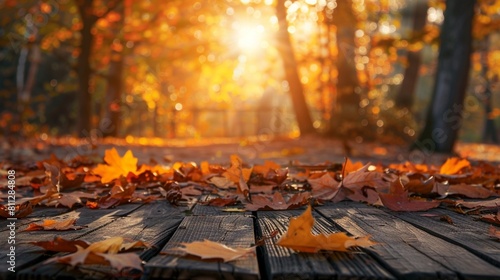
172;239;255;262
277;206;376;252
93;148;138;183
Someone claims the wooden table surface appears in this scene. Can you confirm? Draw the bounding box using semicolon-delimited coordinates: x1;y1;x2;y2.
1;197;500;280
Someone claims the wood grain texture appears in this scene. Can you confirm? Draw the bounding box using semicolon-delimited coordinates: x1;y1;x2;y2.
256;209;394;279
144;215;259;280
317;202;500;280
390;208;500;266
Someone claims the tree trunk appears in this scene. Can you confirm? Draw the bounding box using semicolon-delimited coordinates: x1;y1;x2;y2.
275;0;315;136
395;0;428;109
330;0;360;137
76;0;95;137
479;35;498;143
103;5;124;137
411;0;476;154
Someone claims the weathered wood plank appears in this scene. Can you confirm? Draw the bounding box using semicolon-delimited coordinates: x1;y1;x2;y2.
0;207;71;232
0;203;142;280
191;194;248;216
144;215;259;280
18;202;184;280
389;208;500;266
256;209;394;279
317;202;500;280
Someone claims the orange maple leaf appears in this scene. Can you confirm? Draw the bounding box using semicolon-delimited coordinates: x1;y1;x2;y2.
172;239;255;262
24;218;83;231
93;148;138;183
439;157;470;175
277;205;377;252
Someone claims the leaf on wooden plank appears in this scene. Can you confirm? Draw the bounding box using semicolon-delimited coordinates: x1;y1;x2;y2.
245;192;310;211
309;172;340;200
439;157;470;175
489;226;500;241
455;198;500;209
444;184;494;199
209;176;236;189
30;236;90;252
480;211;500;226
43;236;147;271
342;163;388;191
277;205;376;252
0;201;33;218
404;174;435;195
93;148;138;183
171;239;255;262
379;178;440;212
47;246;144;271
200;196;239;207
24;218;83;231
388;161;430;173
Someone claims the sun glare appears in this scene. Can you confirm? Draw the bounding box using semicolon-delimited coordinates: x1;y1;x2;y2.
236;24;265;51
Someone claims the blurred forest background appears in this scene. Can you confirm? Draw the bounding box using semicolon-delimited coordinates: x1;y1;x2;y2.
0;0;499;151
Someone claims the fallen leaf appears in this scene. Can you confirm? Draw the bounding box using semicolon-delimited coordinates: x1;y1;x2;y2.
343;159;364;174
439;157;470;175
223;155;251;201
44;236;147;271
0;201;33;218
209;176;236;189
277;205;376;252
445;184;493;199
480;211;500;226
24;218;83;231
245;192;310;211
456;198;500;209
309;172;340;200
171;239;255;262
93;148;138;183
201;196;239;207
30;236;90;252
379;179;440;212
489;226;500;241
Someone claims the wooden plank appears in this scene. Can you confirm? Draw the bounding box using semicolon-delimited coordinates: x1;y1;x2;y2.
144;215;259;279
191;194;248;216
18;202;184;280
317;202;500;279
257;210;394;279
0;203;142;279
389;208;500;266
0;207;70;232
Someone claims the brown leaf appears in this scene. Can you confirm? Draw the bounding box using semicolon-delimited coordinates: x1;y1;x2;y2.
480;211;500;226
0;201;33;218
201;196;239;207
379;179;440;212
30;236;90;252
171;239;255;262
444;184;494;199
24;218;83;231
245;192;310;211
489;226;500;241
277;205;376;252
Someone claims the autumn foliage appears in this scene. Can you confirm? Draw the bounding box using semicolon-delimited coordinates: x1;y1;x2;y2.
1;147;500;271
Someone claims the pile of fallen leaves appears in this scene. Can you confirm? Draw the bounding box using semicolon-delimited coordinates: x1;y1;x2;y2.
1;147;500;272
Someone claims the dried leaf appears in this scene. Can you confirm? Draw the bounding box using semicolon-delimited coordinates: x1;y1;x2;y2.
379;179;440;212
489;226;500;241
24;218;83;231
172;239;255;262
0;201;33;218
277;205;376;252
44;236;147;271
93;148;138;183
439;157;470;175
30;236;90;252
245;192;310;211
